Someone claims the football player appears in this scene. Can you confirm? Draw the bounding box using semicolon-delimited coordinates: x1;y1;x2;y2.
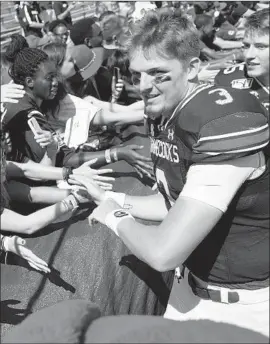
215;9;269;111
72;9;269;336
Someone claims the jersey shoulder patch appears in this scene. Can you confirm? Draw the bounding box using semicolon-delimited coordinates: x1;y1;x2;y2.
215;63;253;90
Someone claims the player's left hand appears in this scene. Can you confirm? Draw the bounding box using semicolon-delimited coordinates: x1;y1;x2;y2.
89;198;120;226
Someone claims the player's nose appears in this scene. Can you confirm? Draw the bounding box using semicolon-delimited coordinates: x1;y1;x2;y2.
245;45;256;60
139;73;153;95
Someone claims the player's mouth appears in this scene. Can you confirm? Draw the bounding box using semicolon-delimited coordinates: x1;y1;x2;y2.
247;61;260;67
145;94;160;101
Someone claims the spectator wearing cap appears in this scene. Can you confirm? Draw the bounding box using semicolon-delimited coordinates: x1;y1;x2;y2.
43;42;111;101
67;45;112;101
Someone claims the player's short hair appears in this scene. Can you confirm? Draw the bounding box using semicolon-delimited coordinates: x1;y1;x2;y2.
244;8;269;35
128;8;200;64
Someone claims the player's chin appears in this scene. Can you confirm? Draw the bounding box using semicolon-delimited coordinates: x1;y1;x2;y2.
246;66;263;78
145;104;163;118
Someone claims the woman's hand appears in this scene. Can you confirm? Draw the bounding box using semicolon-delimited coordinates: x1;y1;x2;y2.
72;158;115;190
34;130;55;148
117;144;153;178
68;175;106;205
111;78;124;101
2;236;50;273
1;83;25;104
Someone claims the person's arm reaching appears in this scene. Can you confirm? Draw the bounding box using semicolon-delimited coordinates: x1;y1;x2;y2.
213;36;243;50
6;158;114;188
1;192;80;235
88;153;263;271
68;174;168;222
91;108;144;127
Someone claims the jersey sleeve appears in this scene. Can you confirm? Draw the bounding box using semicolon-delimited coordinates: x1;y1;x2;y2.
191;90;269;163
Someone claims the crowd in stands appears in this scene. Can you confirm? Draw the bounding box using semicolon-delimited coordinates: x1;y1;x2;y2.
1;1;269;342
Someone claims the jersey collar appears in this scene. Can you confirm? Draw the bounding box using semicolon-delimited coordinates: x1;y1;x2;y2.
164;83;212;130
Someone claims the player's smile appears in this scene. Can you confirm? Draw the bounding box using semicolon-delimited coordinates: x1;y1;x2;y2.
129;48;190;119
243;33;269;80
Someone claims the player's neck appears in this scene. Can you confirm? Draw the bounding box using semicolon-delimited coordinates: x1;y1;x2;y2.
256;75;269;89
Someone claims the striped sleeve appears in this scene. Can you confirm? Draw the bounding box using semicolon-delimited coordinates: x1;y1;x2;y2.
192;111;269;162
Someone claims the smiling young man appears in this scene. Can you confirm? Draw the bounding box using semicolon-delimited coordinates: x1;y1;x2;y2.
73;9;269;336
215;9;269;111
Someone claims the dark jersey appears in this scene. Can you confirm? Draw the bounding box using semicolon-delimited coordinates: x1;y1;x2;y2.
215;63;270;111
2;94;74;165
147;83;269;284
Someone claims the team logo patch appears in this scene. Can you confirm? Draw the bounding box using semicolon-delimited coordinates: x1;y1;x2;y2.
167;128;174;141
114;210;129;218
231;78;253;89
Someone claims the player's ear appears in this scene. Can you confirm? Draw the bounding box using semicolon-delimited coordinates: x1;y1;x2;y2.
25;76;34;88
187;57;201;81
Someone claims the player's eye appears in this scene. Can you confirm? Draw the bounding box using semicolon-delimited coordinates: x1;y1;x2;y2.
131;73;141;86
153;73;171;84
255;44;268;50
242;43;250;49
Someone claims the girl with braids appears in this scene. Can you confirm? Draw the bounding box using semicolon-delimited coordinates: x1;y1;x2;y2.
3;35;152;176
1;84;115;274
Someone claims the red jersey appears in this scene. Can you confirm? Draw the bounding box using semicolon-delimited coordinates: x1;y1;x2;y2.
146;83;269;284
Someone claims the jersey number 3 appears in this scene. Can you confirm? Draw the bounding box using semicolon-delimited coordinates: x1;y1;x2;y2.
209;88;233;105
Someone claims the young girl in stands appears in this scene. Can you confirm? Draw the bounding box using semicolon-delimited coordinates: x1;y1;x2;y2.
3;35;151;175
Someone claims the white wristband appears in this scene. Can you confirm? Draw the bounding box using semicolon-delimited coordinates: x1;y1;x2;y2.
105;209;134;236
105;149;112;163
104;191;126;208
2;236;11;252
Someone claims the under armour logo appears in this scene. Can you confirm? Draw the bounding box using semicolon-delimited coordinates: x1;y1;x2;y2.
175;267;182;283
150;124;155;137
168;128;174;141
